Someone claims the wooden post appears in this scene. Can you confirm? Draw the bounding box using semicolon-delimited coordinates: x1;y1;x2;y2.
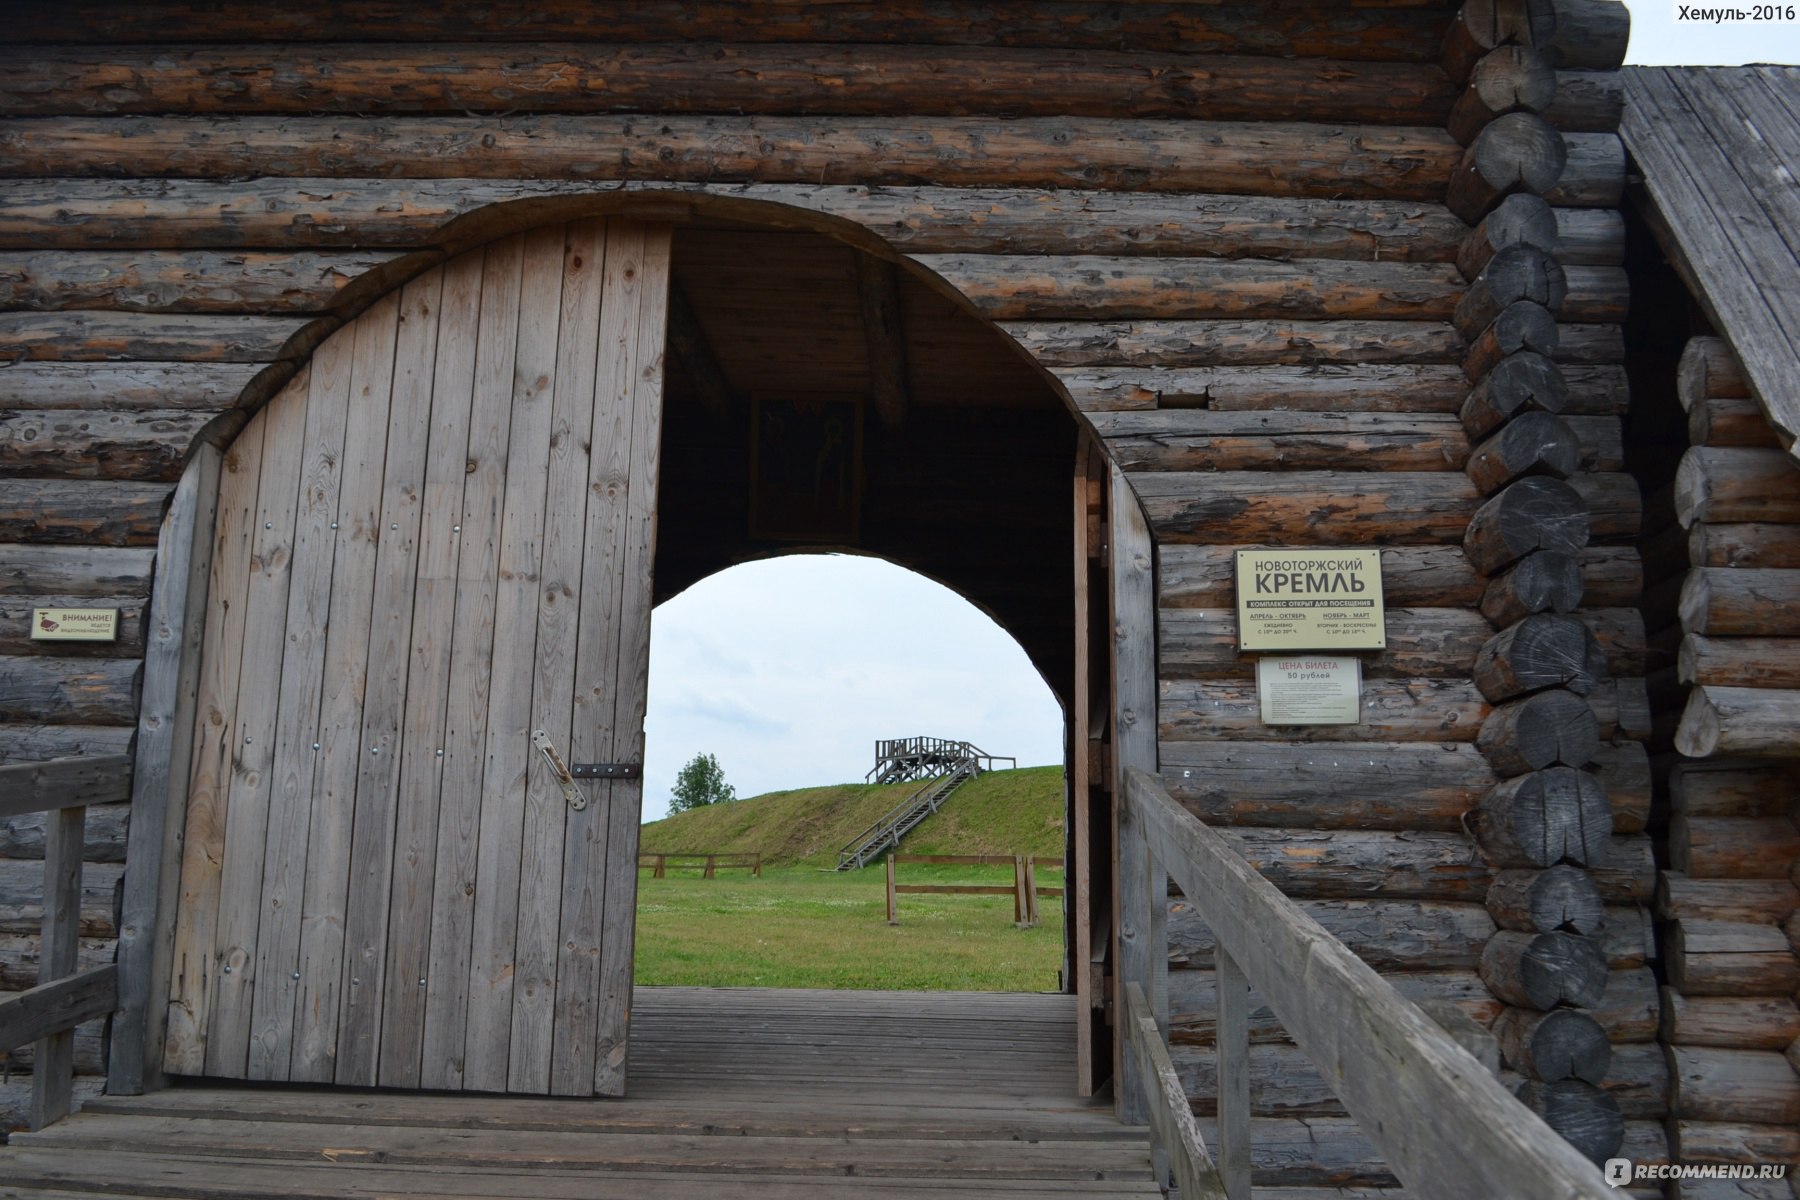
31;804;84;1130
1014;855;1028;927
110;444;221;1096
1148;851;1169;1039
653;855;665;879
885;855;898;926
1024;857;1040;928
704;855;716;880
1109;462;1157;1125
752;852;761;878
1216;944;1252;1200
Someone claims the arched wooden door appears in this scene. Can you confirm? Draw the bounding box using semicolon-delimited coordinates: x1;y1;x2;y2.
164;219;670;1097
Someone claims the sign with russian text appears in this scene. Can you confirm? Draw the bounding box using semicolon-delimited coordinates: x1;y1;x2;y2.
1234;550;1385;651
31;607;119;642
1257;655;1362;725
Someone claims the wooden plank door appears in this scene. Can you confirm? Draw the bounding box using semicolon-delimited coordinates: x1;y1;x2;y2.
163;218;670;1097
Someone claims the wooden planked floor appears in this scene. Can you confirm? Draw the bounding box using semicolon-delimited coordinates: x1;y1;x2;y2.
0;988;1160;1198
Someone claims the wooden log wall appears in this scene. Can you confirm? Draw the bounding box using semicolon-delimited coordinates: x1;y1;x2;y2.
0;1;1665;1185
1656;338;1800;1191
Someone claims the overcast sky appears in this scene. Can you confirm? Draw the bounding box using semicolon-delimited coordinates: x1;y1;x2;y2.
638;3;1795;823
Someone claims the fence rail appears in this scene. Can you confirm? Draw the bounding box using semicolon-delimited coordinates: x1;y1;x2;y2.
0;753;130;1130
638;852;762;879
883;854;1063;928
1121;768;1612;1200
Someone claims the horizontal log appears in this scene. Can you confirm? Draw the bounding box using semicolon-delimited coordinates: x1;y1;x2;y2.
1480;551;1583;625
1675;446;1800;528
1670;814;1800;881
1559;364;1629;417
1448;46;1557;145
1092;410;1468;474
1159;678;1490;744
0;311;319;363
1543;133;1626;209
0;115;1467;201
0;179;1476;261
1464;476;1589;575
1492;1005;1610;1084
1446;112;1566;223
0;965;116;1055
1669;758;1800;818
0;724;134;764
1476;689;1598;776
0;411;207;482
1660;989;1800;1052
1667;919;1800;997
1689;522;1800;570
1679;335;1751;403
0;932;112;993
1168;898;1496;973
0;361;263;410
1679;567;1800;637
1226;828;1494;903
1466;411;1581;494
0;802;128;862
1595;968;1660;1045
1553;207;1625;267
1667;1120;1800;1169
0;859;122;938
0;43;1460;125
1002;319;1468;369
1156;543;1636;611
1585;677;1651;744
1055;363;1470;413
1168;1041;1345;1118
1480;929;1607;1009
1477;767;1611;869
1668;1047;1800;1126
1132;471;1477;546
1168;968;1508;1048
1556;324;1624;365
1567;472;1641;540
1540;1;1634;71
1578;1043;1669;1121
1544;71;1625;135
0;595;147;659
1565;415;1625;473
8;4;1460;62
1462;351;1567;440
1486;865;1604;935
926;255;1464;322
1676;685;1800;760
1689;394;1781;449
0;545;154;597
1678;634;1800;689
1159;741;1495;832
0;248;409;314
1657;872;1800;925
1159;606;1488;681
0;480;172;546
0;656;141;725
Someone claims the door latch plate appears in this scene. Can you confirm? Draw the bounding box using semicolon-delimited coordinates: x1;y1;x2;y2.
570;763;641;780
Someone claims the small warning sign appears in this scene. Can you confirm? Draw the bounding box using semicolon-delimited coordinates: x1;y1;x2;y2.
30;608;119;642
1234;550;1386;652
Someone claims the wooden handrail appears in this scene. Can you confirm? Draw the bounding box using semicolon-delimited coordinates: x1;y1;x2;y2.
0;753;128;1128
1123;768;1612;1200
1123;982;1227;1200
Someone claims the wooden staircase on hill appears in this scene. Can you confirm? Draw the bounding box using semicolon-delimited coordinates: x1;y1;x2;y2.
836;738;1013;870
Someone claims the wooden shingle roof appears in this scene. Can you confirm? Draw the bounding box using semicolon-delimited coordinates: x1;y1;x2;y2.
1622;66;1800;456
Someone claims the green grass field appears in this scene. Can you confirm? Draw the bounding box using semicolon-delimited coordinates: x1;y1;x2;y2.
632;863;1066;991
633;767;1067;991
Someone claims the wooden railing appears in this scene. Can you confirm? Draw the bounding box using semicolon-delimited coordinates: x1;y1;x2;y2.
638;852;762;878
1120;768;1613;1200
883;854;1063;928
0;754;130;1130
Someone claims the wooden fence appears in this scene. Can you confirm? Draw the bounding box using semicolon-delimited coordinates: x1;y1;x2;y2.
883;854;1063;928
1120;768;1612;1200
0;754;129;1130
638;852;762;879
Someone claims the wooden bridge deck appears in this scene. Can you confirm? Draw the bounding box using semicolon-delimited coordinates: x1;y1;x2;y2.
0;988;1158;1199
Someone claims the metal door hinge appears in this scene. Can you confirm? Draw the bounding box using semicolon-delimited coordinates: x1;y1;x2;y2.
570;762;641;780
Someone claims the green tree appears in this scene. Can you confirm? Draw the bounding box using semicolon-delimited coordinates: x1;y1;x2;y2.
668;752;736;813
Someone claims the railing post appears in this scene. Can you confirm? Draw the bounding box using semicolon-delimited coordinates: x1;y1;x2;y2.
1215;945;1252;1200
1013;855;1028;927
885;855;898;926
1024;856;1040;927
31;804;85;1130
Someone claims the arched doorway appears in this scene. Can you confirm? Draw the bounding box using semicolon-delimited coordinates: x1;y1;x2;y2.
155;203;1095;1100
